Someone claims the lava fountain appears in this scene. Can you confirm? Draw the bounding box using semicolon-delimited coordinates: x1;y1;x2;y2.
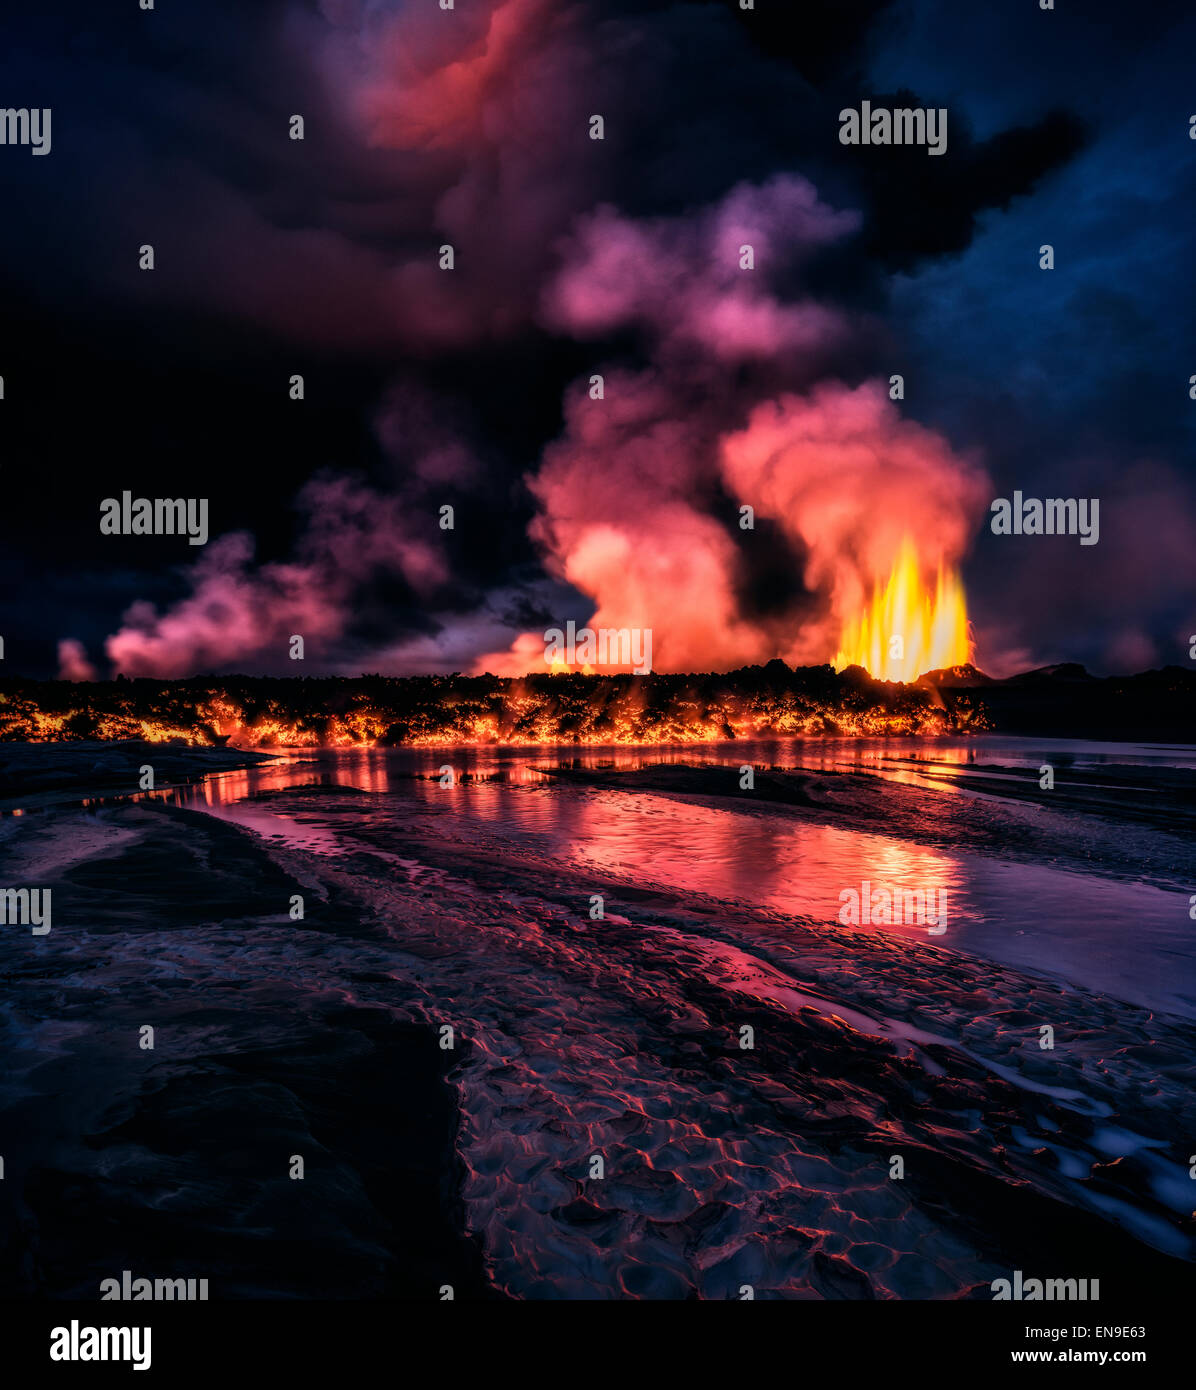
833;535;972;682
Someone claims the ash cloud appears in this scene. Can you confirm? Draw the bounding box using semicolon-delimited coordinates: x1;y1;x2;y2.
9;0;1178;679
479;178;989;674
99;477;448;678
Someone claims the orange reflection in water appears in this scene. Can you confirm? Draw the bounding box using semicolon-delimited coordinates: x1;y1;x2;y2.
554;782;964;934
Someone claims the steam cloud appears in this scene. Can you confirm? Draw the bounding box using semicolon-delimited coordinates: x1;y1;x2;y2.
99;477;447;678
68;0;1002;680
479;177;989;674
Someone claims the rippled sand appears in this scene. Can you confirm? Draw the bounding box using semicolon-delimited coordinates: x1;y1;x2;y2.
1;745;1194;1298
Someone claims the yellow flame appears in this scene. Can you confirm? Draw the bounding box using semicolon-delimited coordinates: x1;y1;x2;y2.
833;535;972;682
548;656;596;675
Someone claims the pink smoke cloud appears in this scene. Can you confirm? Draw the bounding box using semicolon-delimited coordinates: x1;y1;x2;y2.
103;477;449;678
478;173;988;676
478;374;989;675
319;0;627;349
57;639;98;682
542;176;861;363
720;381;992;663
354;0;552;155
79;14;1002;684
83;0;624;356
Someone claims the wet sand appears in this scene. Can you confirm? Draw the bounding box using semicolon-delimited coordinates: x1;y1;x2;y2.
0;740;279;814
1;744;1193;1299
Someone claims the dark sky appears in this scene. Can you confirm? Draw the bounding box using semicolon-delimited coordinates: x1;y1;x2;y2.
1;0;1193;679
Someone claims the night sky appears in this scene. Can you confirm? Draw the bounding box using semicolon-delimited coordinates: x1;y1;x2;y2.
2;0;1193;680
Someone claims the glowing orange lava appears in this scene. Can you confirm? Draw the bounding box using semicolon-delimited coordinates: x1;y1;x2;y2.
833;535;972;682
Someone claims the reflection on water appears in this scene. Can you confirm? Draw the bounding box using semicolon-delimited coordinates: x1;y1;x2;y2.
569;792;965;938
60;731;1196;818
3;736;1193;1298
82;738;1188;1017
